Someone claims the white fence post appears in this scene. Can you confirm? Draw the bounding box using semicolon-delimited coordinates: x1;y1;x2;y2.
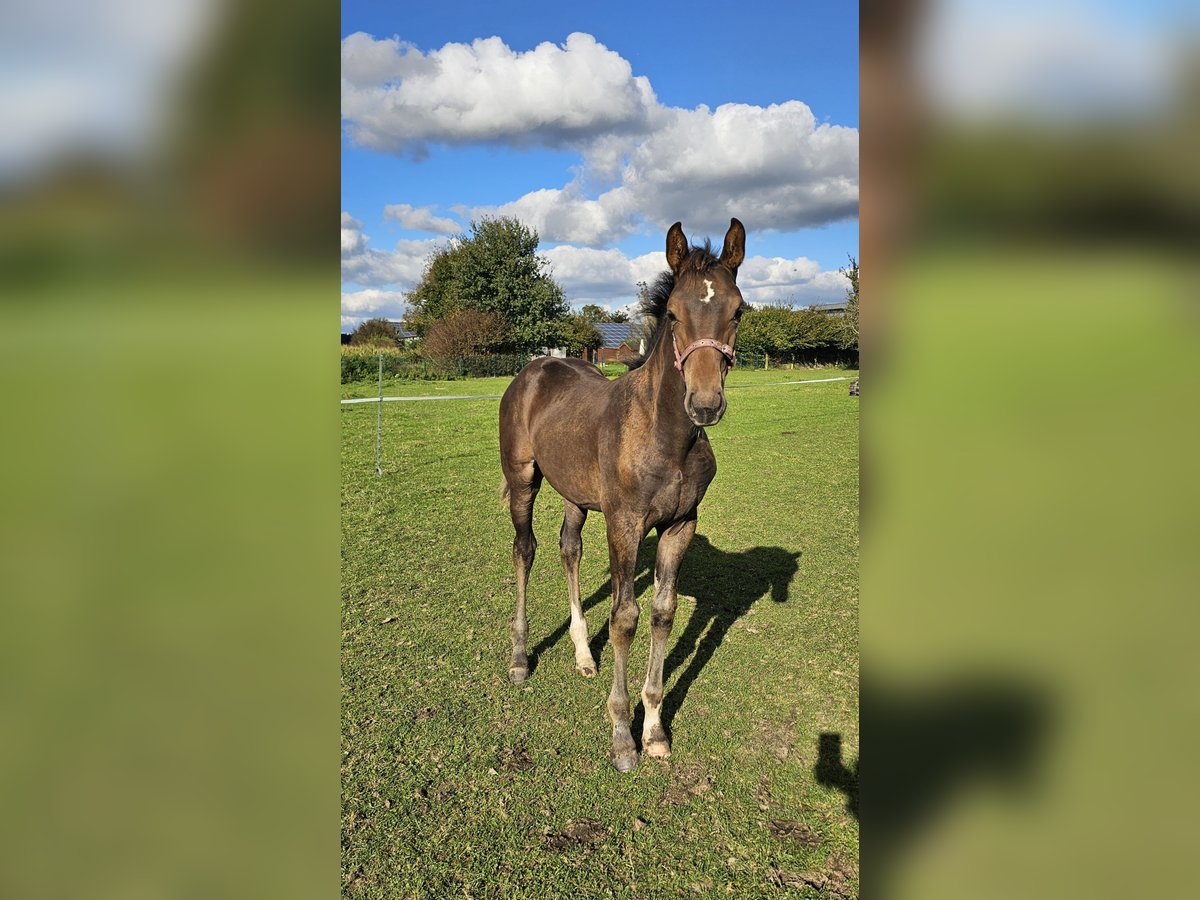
376;352;383;477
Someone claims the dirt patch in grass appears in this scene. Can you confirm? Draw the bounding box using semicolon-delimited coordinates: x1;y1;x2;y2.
754;773;774;811
768;851;857;897
755;708;799;763
496;739;534;772
542;818;609;851
662;762;713;806
767;819;821;847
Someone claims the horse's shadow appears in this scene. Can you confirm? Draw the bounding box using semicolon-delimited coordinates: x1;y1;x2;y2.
528;532;800;737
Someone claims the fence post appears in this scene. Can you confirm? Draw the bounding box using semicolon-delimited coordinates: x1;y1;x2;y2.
375;351;383;477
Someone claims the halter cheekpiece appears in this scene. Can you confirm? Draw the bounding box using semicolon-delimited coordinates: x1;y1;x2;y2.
673;331;736;375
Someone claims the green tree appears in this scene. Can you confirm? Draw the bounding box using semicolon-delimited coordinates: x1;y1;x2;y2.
838;255;859;349
404;217;568;353
738;303;846;358
580;304;629;324
348;317;401;348
737;304;799;357
793;307;841;349
560;313;604;354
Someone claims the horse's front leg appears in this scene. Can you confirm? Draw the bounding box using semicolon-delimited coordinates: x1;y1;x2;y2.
642;515;696;758
605;516;645;773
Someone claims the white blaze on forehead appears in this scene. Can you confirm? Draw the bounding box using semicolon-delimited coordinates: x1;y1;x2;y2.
700;279;715;303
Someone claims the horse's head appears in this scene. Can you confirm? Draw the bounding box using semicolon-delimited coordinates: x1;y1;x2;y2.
665;218;745;426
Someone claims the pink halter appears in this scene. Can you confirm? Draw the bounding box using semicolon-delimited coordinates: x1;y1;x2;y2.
673;332;736;375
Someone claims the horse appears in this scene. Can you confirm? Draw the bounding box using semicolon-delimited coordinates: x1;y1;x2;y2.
498;218;746;772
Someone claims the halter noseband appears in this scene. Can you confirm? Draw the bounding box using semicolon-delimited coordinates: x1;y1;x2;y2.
672;331;736;375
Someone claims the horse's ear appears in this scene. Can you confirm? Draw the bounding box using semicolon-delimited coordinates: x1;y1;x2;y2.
666;222;688;273
720;218;745;276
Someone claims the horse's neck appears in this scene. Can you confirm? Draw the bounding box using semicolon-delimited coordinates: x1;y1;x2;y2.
626;328;698;456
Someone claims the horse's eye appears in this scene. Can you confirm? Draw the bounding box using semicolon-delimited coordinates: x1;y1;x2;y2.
666;311;677;322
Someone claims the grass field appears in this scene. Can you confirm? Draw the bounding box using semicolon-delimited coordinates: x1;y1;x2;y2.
341;364;860;898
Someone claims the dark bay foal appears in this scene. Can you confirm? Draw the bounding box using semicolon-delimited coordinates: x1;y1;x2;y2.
499;218;745;772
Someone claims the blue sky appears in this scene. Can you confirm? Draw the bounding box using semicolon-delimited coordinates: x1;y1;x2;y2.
341;1;860;330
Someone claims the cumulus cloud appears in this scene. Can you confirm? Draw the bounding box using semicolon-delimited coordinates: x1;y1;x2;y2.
342;31;660;155
343;32;858;243
341;289;410;319
612;103;858;234
470;188;638;246
338;223;848;320
739;256;851;307
341;212;368;256
468;101;858;244
541;246;663;306
341;211;441;288
383;203;461;234
543;245;849;309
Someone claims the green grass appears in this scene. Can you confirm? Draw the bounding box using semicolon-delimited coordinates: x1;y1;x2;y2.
341;365;859;898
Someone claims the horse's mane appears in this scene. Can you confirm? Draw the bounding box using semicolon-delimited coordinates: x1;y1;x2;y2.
625;240;720;371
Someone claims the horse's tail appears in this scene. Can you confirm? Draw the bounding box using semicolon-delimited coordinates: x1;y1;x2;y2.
498;480;510;504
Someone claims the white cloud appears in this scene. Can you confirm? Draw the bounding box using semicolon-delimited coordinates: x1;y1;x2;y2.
342;31;660;155
468;101;858;245
470;188;638;246
543;245;849;309
739;256;851;307
341;211;442;288
612;103;859;235
542;246;663;306
383;203;461;234
343;32;858;243
341;212;367;256
341;289;409;320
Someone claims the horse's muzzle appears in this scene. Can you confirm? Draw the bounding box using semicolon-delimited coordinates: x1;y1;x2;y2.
686;391;727;426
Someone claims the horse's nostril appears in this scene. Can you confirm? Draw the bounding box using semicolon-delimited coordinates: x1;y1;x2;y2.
687;395;724;425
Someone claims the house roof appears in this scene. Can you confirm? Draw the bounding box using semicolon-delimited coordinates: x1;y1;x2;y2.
595;322;638;349
385;320;416;339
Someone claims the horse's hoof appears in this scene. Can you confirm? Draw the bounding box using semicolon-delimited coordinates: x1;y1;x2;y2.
575;662;597;678
611;751;639;773
644;740;671;759
508;666;528;685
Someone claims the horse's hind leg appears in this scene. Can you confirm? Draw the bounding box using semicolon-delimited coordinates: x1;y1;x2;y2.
506;461;542;684
641;515;696;759
560;501;597;677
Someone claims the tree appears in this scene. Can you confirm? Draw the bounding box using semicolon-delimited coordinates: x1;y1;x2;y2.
423;308;508;363
580;304;629;324
839;255;859;349
737;304;800;357
793;307;841;349
737;303;844;358
348;317;401;348
559;313;604;354
404;217;569;353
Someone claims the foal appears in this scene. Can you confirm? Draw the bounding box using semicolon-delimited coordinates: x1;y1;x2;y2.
499;219;745;771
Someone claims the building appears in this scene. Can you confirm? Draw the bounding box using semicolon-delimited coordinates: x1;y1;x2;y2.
586;322;645;365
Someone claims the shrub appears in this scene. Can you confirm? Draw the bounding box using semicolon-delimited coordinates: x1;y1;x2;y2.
348;318;401;348
340;346;530;383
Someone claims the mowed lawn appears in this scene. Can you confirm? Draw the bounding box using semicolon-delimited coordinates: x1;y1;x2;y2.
341;365;859;898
